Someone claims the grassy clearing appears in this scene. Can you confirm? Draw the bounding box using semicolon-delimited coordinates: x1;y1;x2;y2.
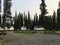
15;30;37;34
15;30;44;34
44;30;60;34
54;31;60;34
15;30;60;34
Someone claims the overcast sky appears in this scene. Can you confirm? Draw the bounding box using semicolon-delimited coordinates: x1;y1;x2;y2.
2;0;60;18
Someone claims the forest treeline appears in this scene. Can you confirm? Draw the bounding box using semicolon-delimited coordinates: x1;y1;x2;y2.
13;0;60;30
0;0;60;31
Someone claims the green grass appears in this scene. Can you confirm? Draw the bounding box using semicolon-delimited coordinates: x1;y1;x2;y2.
15;30;60;34
15;30;44;34
44;30;60;34
15;30;38;34
54;31;60;34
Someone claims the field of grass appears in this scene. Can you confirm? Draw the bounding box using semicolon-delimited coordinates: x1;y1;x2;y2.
15;30;60;34
2;31;60;45
15;30;44;34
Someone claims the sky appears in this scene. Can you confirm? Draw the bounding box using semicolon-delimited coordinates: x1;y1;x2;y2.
2;0;60;18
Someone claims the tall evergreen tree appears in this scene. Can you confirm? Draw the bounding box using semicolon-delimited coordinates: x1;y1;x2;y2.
0;0;1;14
49;16;53;30
0;0;1;26
13;11;18;21
27;11;31;30
3;0;12;28
52;11;56;29
0;15;1;25
0;0;1;16
13;11;18;30
35;13;38;26
2;0;12;32
14;18;19;31
24;15;28;30
39;0;48;27
34;13;38;27
18;12;23;30
57;1;60;29
40;0;48;17
23;12;25;26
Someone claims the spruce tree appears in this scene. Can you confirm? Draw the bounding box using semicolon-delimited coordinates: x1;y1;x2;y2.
52;11;56;29
35;13;38;26
24;15;28;30
3;0;12;28
0;0;1;13
18;12;23;30
0;15;1;25
39;0;48;27
0;0;1;26
14;11;18;21
40;0;48;17
57;1;60;29
13;11;18;31
27;11;31;30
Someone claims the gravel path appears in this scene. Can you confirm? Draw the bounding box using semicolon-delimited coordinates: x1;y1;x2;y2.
0;31;60;45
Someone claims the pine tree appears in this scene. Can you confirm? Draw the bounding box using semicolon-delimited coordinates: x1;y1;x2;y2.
57;1;60;29
35;13;38;26
14;19;19;31
13;11;18;21
27;11;31;30
3;0;12;28
23;12;25;26
39;0;48;27
0;0;1;15
33;13;38;27
52;11;56;29
0;0;1;26
40;0;48;17
13;11;18;31
2;0;12;33
14;12;23;30
18;12;23;30
24;15;28;30
0;15;1;25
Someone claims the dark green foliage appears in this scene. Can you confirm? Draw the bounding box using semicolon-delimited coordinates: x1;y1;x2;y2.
43;16;53;30
13;11;18;21
57;1;60;29
24;15;28;30
27;11;31;30
3;0;12;17
18;13;23;30
0;15;1;26
0;0;1;26
13;0;60;31
0;0;1;13
34;13;38;26
3;0;12;28
13;11;18;30
39;0;48;28
24;12;35;30
30;20;34;30
14;18;19;31
14;12;23;31
52;11;56;29
40;0;48;17
24;11;31;30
